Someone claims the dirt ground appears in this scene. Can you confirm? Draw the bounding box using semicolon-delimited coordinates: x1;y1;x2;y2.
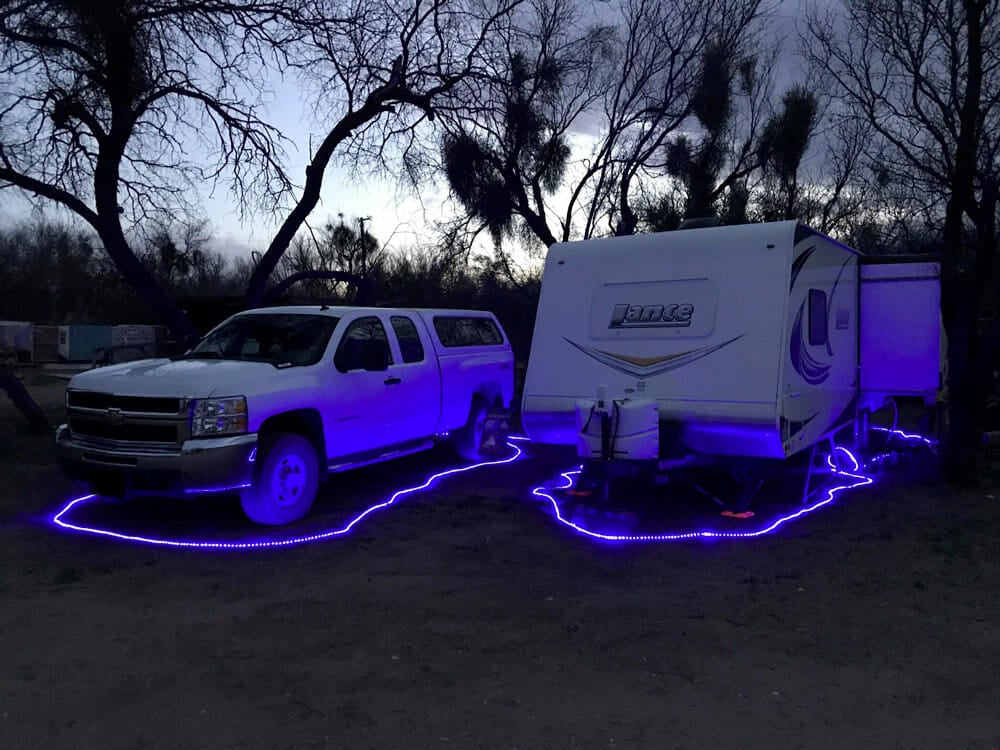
1;370;998;749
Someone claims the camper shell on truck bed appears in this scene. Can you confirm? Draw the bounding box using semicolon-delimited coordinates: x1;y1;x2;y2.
521;221;940;465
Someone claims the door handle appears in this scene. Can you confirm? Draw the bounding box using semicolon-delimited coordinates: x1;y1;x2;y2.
384;376;402;385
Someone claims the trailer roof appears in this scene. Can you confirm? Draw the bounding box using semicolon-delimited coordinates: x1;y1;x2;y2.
549;221;860;258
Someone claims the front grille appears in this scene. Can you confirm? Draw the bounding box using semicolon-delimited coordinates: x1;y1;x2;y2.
67;391;183;415
72;435;178;455
69;415;179;443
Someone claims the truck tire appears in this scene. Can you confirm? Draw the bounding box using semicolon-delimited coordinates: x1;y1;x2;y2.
454;399;491;462
240;433;319;525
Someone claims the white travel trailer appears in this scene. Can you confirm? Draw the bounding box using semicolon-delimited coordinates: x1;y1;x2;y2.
521;221;940;502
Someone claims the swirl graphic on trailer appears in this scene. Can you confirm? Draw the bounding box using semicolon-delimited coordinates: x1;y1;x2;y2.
790;296;831;385
788;248;854;387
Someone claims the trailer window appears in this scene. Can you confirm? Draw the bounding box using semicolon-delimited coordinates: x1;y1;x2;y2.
433;316;503;347
808;289;828;347
390;316;425;363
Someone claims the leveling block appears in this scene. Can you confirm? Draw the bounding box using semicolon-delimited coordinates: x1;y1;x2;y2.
49;430;934;549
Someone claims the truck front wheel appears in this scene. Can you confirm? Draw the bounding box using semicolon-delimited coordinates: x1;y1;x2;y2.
241;433;319;525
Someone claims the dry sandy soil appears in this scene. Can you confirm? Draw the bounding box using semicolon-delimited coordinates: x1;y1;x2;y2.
1;370;998;749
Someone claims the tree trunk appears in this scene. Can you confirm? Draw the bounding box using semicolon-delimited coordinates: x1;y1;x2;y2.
939;0;986;483
0;366;50;433
244;83;409;307
943;295;984;484
101;228;198;344
92;124;198;346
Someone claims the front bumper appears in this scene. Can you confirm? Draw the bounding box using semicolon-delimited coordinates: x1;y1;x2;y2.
55;425;258;498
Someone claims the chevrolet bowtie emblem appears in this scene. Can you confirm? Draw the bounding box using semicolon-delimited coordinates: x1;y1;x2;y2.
103;407;125;426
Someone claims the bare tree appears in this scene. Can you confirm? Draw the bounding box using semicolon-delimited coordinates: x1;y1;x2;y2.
271;215;382;300
0;0;523;341
436;0;768;250
798;114;878;236
570;0;768;239
242;0;525;306
643;40;782;229
0;1;302;342
140;218;234;295
804;0;1000;480
314;216;384;280
756;85;820;221
0;218;96;323
437;0;613;248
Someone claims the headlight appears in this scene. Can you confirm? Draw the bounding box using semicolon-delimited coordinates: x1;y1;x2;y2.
190;396;248;437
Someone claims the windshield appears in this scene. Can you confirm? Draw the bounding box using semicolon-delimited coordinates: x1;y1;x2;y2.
185;313;340;367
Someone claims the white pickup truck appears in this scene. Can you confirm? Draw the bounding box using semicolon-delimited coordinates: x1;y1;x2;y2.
56;306;514;524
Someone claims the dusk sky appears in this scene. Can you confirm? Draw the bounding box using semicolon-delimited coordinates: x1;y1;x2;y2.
228;0;809;255
1;0;816;259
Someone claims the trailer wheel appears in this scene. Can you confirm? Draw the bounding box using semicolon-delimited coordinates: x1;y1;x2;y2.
454;399;492;462
240;433;319;525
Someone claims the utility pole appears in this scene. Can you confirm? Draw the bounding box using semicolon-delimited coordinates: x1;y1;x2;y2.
357;216;372;274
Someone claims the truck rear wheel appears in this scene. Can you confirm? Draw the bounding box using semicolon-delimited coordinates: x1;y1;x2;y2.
454;399;494;462
241;433;319;525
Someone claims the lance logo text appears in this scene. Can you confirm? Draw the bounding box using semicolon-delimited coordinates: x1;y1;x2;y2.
609;303;694;328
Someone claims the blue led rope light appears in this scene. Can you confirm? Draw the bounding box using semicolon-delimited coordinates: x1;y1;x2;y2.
51;444;524;550
871;425;938;451
530;446;872;543
49;430;932;549
530;427;937;543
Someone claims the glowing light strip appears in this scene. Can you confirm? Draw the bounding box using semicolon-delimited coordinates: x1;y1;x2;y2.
49;429;934;550
529;446;873;543
50;445;523;550
529;427;934;543
184;482;252;496
871;425;937;451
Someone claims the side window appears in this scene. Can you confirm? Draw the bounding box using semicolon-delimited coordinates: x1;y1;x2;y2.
433;316;503;347
390;316;425;363
808;289;828;347
334;317;393;373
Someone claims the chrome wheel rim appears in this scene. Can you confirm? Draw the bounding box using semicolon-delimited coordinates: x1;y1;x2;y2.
271;453;307;506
